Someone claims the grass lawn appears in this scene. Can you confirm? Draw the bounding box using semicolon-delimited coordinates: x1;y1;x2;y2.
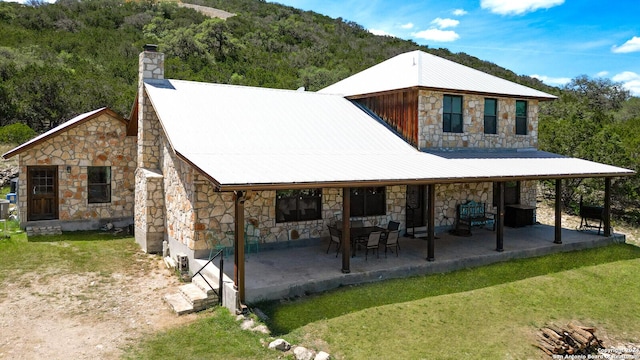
125;244;640;359
0;223;148;283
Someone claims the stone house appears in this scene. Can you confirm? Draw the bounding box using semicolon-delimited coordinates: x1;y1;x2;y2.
3;47;633;310
3;107;136;235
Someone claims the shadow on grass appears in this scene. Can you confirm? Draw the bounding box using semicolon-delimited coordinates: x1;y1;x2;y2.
256;243;640;335
28;230;134;243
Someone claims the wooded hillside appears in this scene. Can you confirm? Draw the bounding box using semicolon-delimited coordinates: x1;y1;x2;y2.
0;0;638;220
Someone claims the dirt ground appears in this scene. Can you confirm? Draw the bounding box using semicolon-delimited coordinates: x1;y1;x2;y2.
0;256;196;360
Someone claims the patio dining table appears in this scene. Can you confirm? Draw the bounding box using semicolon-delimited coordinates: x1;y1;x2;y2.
336;226;387;257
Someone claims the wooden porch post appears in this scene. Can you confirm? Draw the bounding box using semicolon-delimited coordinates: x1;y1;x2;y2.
496;182;504;252
604;177;611;237
234;191;246;303
554;179;562;244
341;187;351;273
427;183;435;261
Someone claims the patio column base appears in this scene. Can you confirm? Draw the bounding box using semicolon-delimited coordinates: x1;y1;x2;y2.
426;257;435;262
554;240;562;244
496;248;504;252
342;269;351;274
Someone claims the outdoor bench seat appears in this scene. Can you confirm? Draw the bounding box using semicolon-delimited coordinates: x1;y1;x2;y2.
454;200;494;236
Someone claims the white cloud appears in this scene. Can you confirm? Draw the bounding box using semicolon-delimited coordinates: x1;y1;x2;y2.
612;71;640;96
413;29;460;42
369;28;396;37
481;0;564;15
596;71;609;77
530;74;571;86
401;22;414;29
612;36;640;53
431;17;459;29
453;9;468;16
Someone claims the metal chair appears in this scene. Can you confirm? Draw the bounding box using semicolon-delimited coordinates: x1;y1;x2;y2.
387;221;401;249
364;231;382;260
206;229;231;259
383;230;400;257
245;223;260;256
326;226;342;257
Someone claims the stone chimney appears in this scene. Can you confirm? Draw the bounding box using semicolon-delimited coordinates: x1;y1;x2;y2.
137;44;164;170
135;44;166;254
138;44;164;87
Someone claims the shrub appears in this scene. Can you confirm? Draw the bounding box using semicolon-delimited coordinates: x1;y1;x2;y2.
0;123;36;144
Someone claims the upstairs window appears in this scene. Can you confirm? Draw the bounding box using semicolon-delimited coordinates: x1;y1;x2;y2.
350;187;386;217
515;100;528;135
88;166;111;203
443;95;463;133
484;98;497;134
276;189;322;222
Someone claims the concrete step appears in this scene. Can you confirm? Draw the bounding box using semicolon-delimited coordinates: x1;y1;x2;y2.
192;274;219;296
163;292;195;315
164;281;220;315
406;226;428;238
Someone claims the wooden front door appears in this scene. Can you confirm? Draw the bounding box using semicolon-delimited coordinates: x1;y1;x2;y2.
406;185;425;229
28;166;58;221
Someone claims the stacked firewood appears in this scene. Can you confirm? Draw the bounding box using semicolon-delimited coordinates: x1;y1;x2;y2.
537;323;604;356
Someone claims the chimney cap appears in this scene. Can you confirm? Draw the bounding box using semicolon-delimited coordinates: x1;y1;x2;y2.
143;44;158;52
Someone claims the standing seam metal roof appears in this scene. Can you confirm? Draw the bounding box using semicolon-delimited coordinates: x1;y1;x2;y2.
144;79;631;190
319;50;557;100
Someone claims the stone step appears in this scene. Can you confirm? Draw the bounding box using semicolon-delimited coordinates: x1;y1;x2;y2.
163;292;195;315
192;274;219;297
164;281;220;315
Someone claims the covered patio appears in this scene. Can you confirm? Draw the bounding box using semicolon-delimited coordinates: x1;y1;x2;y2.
197;223;626;304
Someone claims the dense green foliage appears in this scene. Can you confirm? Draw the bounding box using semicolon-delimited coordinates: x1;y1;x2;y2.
0;0;551;132
0;0;638;214
540;76;640;217
0;123;36;144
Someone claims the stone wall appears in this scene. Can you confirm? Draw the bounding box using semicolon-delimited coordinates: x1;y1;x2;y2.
17;113;136;224
418;90;539;149
435;180;537;228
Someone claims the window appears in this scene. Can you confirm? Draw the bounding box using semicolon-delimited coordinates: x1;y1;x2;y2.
443;95;463;133
88;166;111;203
350;187;386;217
484;98;497;134
276;189;322;222
515;100;527;135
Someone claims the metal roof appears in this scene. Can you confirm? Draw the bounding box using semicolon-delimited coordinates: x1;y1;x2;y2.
144;79;631;190
319;50;557;100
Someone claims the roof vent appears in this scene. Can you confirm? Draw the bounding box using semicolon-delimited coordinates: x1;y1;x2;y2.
143;44;158;52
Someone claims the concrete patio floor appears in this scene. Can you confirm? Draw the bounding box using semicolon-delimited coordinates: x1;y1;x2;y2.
197;224;626;304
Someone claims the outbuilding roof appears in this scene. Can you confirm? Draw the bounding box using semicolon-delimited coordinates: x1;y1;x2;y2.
319;50;557;100
143;79;630;191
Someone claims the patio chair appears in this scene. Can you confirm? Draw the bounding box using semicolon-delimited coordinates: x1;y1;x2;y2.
326;226;342;257
350;220;364;228
382;221;401;249
364;231;382;260
206;229;231;259
245;223;260;256
383;230;400;257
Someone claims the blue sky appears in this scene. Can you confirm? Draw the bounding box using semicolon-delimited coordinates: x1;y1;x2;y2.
271;0;640;96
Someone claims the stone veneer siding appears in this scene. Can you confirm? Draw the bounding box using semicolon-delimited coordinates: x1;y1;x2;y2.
435;180;537;228
159;139;409;257
418;90;539;149
16;114;136;225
